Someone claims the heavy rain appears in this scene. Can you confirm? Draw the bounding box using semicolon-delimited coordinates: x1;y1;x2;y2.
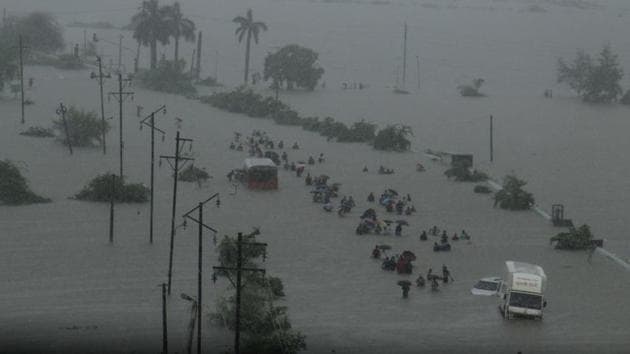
1;0;629;353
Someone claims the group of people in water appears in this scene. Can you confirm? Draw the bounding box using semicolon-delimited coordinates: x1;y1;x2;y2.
228;130;302;159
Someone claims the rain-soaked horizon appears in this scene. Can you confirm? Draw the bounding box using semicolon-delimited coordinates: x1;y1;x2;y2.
1;0;630;353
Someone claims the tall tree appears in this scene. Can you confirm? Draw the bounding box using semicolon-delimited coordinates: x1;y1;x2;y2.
233;9;267;85
130;0;170;69
164;2;195;63
14;12;64;53
557;44;623;103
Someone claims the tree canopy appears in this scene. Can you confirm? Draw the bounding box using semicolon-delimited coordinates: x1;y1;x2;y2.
130;0;171;69
52;106;110;147
557;44;623;103
233;8;267;84
163;2;195;63
11;12;64;53
373;124;413;152
0;160;50;205
212;231;306;354
264;44;324;91
494;175;535;210
0;28;18;91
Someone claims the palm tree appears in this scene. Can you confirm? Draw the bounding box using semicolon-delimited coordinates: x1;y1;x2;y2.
164;2;195;63
233;9;267;85
130;0;170;69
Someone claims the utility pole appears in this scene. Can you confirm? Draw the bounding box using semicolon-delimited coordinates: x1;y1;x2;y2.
118;34;123;74
109;173;115;243
214;50;218;81
402;22;407;87
183;193;221;354
18;35;25;124
162;283;168;354
160;132;194;295
213;231;267;354
190;49;196;80
55;103;73;155
140;106;167;244
91;57;111;154
196;31;202;80
109;73;134;178
490;115;494;162
416;55;420;90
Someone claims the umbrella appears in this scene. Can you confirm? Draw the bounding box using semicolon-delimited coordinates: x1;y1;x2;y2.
396;220;409;226
386;188;398;195
397;280;412;287
401;250;416;261
377;244;391;250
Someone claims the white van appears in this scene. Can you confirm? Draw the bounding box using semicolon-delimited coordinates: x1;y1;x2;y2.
498;261;547;320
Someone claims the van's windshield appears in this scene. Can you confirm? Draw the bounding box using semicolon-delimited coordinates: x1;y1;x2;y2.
509;292;542;310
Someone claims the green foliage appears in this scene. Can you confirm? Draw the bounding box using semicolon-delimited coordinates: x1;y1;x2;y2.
233;8;267;84
130;0;171;69
200;88;288;118
0;27;18;90
196;76;221;87
373;124;413;152
178;164;209;182
557;44;623;103
12;12;65;53
550;224;594;250
201;88;408;151
162;2;196;62
136;59;197;95
337;120;377;143
264;44;325;91
445;163;488;182
494;175;535;210
213;232;306;354
75;173;149;203
458;78;485;97
19;126;55;138
473;185;492;194
52;106;110;147
0;160;51;205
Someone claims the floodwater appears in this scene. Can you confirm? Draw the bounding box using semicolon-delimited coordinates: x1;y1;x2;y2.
1;0;630;352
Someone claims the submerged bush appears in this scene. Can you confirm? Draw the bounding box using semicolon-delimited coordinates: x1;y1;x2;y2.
494;175;534;210
201;88;411;152
457;78;485;97
136;60;197;95
75;173;149;203
19;126;55;138
474;185;492;194
373;124;412;152
52;106;110;147
197;76;221;87
550;224;594;250
0;160;50;205
178;164;210;183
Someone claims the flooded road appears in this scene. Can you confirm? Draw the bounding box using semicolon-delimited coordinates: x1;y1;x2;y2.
1;0;630;352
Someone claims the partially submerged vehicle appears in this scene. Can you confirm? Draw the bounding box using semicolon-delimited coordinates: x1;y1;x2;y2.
243;158;278;190
471;276;501;296
499;261;547;320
